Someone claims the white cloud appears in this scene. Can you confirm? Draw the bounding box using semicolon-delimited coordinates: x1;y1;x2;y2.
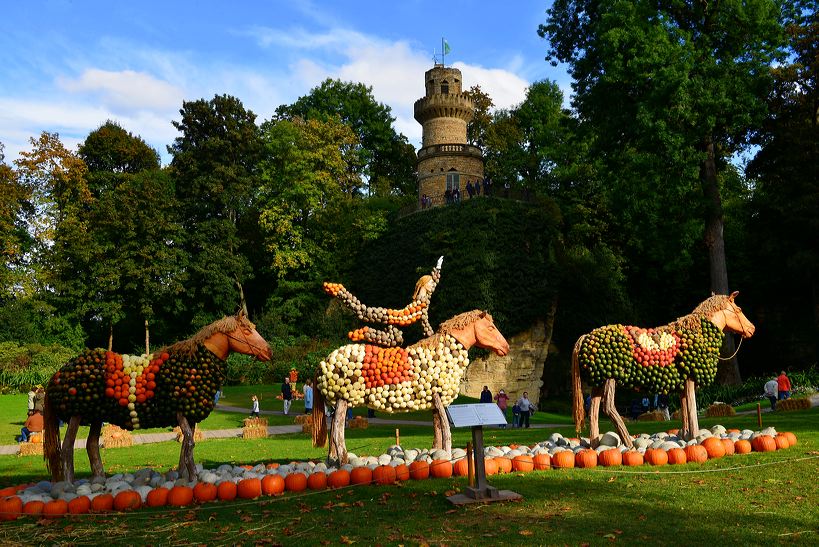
58;69;184;111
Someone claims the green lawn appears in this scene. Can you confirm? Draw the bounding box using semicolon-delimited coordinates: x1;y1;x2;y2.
0;406;815;545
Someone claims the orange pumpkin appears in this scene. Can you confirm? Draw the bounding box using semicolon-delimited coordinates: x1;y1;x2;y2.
491;457;509;474
430;459;453;479
147;487;170;507
91;493;114;512
307;472;327;491
552;450;575;469
667;447;687;464
533;453;552;470
67;495;91;515
113;490;141;511
192;482;217;503
373;465;397;485
734;439;752;454
453;458;470;477
774;435;790;450
237;478;263;499
483;457;498;476
684;445;708;464
350;467;373;485
667;429;680;436
574;450;597;469
512;454;535;472
217;481;238;501
598;448;622;467
167;486;194;507
622;451;644;466
645;448;668;466
394;464;410;481
262;474;286;495
752;435;776;453
42;499;69;519
0;487;18;497
23;500;45;517
409;461;430;480
0;496;22;521
327;470;351;489
285;473;308;492
782;432;797;446
701;437;726;459
720;438;735;456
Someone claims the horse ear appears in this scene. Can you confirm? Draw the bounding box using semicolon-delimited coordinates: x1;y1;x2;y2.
729;291;739;300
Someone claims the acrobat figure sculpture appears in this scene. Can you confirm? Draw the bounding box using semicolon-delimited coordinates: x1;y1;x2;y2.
323;256;443;347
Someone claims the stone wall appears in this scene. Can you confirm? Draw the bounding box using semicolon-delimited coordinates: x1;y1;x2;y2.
421;117;468;147
418;153;484;202
460;313;555;406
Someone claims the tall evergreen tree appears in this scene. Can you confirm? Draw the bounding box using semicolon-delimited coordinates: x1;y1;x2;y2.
168;94;263;324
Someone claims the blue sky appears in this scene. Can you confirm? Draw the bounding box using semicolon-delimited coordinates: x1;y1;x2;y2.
1;0;569;163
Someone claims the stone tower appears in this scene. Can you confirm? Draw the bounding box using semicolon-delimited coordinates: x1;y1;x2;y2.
414;65;483;206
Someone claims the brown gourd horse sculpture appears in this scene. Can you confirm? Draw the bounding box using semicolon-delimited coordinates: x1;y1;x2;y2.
44;312;271;482
312;310;509;464
572;292;755;447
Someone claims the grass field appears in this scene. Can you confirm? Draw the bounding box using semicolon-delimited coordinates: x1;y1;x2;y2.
0;403;816;545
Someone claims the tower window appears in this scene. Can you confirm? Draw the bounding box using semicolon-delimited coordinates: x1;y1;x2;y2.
441;80;449;94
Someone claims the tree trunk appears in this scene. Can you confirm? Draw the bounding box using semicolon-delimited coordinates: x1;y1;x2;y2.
330;399;348;465
701;137;741;385
683;378;699;440
107;321;113;352
144;319;150;356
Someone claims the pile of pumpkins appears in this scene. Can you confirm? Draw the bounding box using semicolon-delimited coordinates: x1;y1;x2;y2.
0;426;796;520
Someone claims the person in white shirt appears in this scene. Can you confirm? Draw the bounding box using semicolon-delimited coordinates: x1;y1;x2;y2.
763;378;778;411
516;392;534;428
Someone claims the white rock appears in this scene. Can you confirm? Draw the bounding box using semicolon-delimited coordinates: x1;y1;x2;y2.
599;432;621;448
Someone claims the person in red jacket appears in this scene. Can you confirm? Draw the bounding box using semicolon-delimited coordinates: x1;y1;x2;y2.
777;371;792;400
15;410;44;442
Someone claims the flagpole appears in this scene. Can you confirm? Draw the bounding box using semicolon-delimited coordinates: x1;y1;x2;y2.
441;37;445;66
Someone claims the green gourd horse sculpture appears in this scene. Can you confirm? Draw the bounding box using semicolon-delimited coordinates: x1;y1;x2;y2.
312;310;509;464
572;292;755;446
44;312;271;482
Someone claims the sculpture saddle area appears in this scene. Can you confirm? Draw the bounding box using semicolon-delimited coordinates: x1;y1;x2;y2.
625;327;681;367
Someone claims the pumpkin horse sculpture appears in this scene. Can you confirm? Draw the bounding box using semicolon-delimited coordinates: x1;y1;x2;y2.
313;310;510;464
44;312;271;482
572;292;755;447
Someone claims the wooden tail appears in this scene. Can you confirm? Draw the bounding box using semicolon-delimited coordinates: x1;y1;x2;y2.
312;374;327;448
572;335;586;433
43;390;63;482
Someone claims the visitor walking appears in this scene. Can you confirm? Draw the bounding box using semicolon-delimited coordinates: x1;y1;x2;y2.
511;403;521;428
444;189;452;205
494;389;509;428
303;379;313;414
516;392;534;428
249;395;260;418
281;377;293;415
466;181;474;198
764;377;778;410
777;371;791;400
452;187;460;203
480;385;493;403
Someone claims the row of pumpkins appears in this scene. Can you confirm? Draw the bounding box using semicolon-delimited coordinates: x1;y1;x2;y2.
0;430;797;520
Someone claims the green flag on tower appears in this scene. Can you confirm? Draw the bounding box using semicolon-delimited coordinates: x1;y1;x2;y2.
443;39;451;55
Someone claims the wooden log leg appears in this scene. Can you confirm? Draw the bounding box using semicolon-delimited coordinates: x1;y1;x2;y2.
330;399;348;465
601;379;633;449
86;421;105;479
432;405;443;450
684;378;699;441
431;393;451;457
176;413;197;480
679;393;690;439
589;387;603;449
61;416;80;484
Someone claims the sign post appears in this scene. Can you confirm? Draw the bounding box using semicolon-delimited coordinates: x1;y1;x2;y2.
445;404;522;505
